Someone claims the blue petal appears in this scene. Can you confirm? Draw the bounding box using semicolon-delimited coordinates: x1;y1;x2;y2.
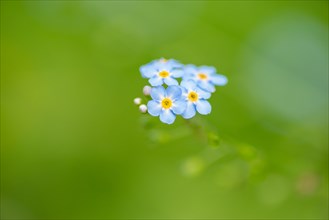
147;100;162;116
149;76;163;86
164;77;178;86
196;100;211;115
211;74;228;86
199;66;216;74
196;88;211;99
160;109;176;124
156;65;170;72
180;86;188;95
199;81;215;93
182;74;196;82
153;58;183;69
167;59;184;68
171;99;187;115
171;69;184;78
184;64;198;73
140;65;156;78
151;86;166;101
166;85;182;100
182;102;196;119
181;80;197;90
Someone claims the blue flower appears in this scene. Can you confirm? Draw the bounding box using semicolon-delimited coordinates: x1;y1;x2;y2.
140;58;184;86
183;65;228;93
147;85;186;124
180;80;212;119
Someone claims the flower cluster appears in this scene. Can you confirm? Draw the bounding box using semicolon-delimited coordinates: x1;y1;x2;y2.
134;58;228;124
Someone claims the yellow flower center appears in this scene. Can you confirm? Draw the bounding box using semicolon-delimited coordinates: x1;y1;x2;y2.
188;91;199;102
197;73;208;80
159;70;170;78
161;98;172;109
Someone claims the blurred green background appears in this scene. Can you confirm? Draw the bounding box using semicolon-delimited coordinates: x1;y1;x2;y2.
1;1;328;219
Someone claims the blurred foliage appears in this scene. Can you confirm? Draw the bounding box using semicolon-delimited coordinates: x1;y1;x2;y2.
1;1;328;219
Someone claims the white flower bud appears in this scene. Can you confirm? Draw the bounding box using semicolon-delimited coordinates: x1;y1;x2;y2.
133;97;142;105
143;85;152;96
139;104;147;113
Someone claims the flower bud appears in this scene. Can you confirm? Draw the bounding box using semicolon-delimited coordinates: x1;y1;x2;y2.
133;97;142;105
143;85;152;96
139;104;147;113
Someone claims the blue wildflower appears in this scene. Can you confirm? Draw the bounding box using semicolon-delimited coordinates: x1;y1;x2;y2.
183;65;228;93
140;58;184;86
147;85;186;124
180;80;212;119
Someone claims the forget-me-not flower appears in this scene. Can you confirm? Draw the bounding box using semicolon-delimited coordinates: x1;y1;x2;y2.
140;58;184;86
180;80;212;119
183;65;228;93
147;85;186;124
